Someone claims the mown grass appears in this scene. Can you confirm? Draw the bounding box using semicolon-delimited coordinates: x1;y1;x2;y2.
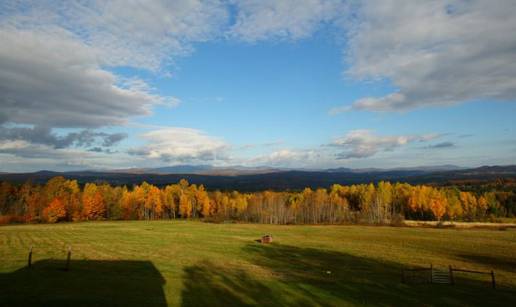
0;221;515;306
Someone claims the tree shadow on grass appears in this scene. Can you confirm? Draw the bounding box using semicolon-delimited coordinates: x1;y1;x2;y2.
182;243;516;307
0;259;167;307
181;260;279;307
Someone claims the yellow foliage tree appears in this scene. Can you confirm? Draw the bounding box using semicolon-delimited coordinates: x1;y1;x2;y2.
146;186;163;219
179;193;192;218
82;183;106;220
430;191;447;221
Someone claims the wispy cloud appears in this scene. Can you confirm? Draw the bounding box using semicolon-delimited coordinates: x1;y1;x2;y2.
0;0;228;71
328;105;352;115
329;129;441;159
237;140;284;151
425;142;456;149
457;134;474;139
228;0;346;42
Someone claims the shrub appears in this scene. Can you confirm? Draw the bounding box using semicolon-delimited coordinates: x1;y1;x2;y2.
0;215;26;225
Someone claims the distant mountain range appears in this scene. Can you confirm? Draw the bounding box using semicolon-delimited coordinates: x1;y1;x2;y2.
1;165;515;191
106;165;283;176
101;164;466;176
324;165;466;174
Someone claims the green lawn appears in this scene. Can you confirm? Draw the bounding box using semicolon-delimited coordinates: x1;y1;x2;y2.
1;221;515;306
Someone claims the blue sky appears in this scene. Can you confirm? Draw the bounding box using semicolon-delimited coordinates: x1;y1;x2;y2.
0;1;515;171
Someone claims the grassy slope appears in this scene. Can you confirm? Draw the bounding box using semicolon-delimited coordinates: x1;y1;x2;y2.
0;221;515;306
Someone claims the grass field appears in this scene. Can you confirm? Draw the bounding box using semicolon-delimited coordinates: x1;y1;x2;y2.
1;221;515;306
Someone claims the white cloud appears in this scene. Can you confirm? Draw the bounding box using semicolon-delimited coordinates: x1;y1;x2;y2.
330;129;440;159
0;28;178;129
267;149;315;163
73;0;228;70
247;148;329;168
1;0;228;71
228;0;346;42
128;127;229;163
340;0;516;112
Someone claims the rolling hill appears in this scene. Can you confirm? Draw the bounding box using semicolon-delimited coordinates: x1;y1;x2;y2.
1;165;515;191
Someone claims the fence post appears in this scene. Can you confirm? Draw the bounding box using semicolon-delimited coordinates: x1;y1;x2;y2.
65;245;71;271
491;271;496;289
449;265;454;285
28;245;33;268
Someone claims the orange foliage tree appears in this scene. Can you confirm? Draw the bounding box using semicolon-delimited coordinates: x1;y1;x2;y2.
43;198;66;223
430;190;447;221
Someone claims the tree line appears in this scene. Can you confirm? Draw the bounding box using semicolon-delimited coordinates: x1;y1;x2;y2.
0;177;514;225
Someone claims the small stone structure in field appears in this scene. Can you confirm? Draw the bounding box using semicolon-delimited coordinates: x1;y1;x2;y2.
260;234;273;244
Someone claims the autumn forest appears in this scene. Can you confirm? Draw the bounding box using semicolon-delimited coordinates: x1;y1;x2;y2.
1;177;515;225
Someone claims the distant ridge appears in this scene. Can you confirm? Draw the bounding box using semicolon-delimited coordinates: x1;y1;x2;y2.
103;165;284;176
108;165;213;175
99;164;465;176
1;165;515;191
324;165;464;173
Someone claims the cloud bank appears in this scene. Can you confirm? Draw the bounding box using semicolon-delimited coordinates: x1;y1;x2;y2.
0;126;127;149
341;0;516;112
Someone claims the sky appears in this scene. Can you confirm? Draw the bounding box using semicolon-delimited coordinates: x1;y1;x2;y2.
0;0;515;172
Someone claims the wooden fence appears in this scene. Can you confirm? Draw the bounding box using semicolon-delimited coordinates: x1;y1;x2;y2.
402;264;496;289
450;267;496;289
